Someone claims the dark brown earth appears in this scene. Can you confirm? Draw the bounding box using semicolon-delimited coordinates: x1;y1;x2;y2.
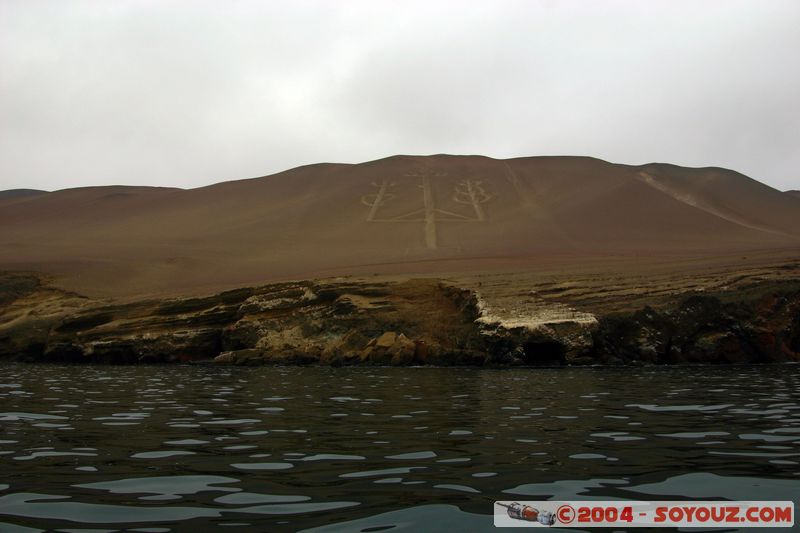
1;155;799;298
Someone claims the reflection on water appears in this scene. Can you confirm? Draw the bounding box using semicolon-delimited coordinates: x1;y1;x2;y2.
0;364;798;531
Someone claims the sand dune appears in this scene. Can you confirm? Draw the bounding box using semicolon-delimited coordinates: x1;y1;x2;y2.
1;155;798;296
787;190;800;199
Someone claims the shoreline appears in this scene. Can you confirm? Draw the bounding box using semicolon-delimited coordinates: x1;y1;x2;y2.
2;267;798;367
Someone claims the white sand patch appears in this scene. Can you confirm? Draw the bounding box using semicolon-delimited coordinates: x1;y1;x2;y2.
474;292;596;331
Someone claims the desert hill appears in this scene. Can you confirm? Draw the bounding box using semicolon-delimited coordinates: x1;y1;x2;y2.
0;189;47;201
1;155;798;297
787;190;800;199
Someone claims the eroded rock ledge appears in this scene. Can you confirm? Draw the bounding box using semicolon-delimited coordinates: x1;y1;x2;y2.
0;273;798;366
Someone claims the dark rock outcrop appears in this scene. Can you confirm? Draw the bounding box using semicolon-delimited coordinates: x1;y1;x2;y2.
1;271;798;366
592;289;800;365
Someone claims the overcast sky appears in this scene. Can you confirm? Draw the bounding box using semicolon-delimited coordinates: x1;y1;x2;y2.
1;0;798;192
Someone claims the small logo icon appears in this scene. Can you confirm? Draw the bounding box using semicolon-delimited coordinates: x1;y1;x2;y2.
497;502;556;526
557;504;576;524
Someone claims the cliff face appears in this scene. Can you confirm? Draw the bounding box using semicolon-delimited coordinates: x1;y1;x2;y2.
592;291;800;364
1;272;798;366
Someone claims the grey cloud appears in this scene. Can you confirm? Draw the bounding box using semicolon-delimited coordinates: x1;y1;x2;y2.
0;0;798;191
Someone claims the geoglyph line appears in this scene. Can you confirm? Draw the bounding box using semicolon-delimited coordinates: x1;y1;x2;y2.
361;170;494;249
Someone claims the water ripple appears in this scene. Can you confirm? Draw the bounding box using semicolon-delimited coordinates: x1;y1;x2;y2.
1;364;798;531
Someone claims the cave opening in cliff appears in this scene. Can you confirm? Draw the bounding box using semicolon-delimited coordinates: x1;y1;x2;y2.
521;341;565;365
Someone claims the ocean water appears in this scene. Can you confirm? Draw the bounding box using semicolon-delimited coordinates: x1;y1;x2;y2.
0;363;798;532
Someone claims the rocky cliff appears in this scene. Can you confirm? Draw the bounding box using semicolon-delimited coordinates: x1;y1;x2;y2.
1;270;798;366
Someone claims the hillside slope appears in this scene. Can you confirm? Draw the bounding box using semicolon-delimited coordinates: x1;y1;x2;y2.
1;155;798;296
